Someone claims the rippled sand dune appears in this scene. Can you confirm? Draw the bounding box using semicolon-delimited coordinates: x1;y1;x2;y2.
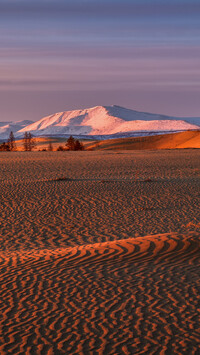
0;150;199;354
86;130;200;150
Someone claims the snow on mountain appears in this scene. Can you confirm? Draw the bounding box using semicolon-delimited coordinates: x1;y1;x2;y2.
17;105;199;138
1;106;199;140
0;120;34;140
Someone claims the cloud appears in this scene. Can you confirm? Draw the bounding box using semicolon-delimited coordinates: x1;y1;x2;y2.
0;0;200;18
0;0;200;119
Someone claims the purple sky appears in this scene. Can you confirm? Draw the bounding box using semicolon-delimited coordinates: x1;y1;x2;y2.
0;0;200;122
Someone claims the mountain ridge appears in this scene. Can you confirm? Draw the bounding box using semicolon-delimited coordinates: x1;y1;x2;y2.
0;105;199;140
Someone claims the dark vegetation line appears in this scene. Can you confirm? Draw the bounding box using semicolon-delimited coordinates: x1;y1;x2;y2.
56;135;84;151
0;131;36;151
0;133;84;152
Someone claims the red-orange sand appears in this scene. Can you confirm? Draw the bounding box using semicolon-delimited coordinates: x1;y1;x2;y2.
0;150;199;354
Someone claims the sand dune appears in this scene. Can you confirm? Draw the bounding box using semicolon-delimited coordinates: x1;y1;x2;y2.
0;233;199;354
86;130;200;150
13;130;200;151
0;151;199;353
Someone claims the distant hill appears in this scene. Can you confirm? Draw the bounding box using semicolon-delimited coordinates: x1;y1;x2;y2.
0;120;34;140
1;105;199;140
17;105;199;138
85;130;200;150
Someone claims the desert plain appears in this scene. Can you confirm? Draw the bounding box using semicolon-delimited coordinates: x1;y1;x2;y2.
0;149;199;354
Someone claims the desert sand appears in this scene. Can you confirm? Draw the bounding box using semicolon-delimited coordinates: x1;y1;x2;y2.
14;130;200;151
0;150;199;354
86;130;200;150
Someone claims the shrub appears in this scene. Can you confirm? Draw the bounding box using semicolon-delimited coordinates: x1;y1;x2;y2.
57;145;65;151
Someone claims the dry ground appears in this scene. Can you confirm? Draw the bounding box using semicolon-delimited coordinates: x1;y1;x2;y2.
11;130;200;152
85;130;200;150
0;150;199;354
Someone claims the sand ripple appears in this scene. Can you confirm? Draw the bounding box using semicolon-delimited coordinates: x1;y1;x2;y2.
0;232;199;354
0;151;199;353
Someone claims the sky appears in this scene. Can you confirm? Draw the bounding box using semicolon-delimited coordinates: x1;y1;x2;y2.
0;0;200;122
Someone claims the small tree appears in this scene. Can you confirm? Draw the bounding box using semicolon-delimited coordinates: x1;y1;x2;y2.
0;142;10;151
74;139;84;151
65;136;84;151
23;132;28;151
7;131;16;151
28;132;36;151
23;132;36;151
57;145;65;151
66;135;75;151
47;142;53;151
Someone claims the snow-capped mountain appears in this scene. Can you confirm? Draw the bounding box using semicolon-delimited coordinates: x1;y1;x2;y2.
1;106;199;140
0;120;33;140
17;105;199;137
